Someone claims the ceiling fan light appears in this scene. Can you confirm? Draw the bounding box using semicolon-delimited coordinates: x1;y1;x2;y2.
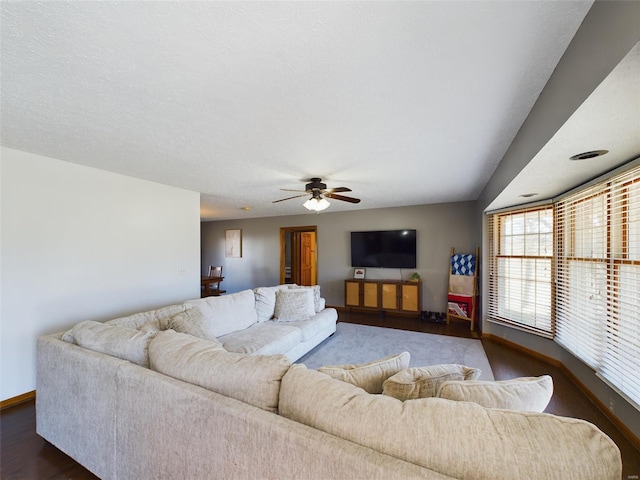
303;197;330;211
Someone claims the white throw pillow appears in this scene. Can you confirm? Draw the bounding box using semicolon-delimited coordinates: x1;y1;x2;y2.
72;320;158;367
437;375;554;412
383;364;481;401
253;285;290;322
274;288;316;322
167;307;222;343
288;284;322;312
318;352;411;394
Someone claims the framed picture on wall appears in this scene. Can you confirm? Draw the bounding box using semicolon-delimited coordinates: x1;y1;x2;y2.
225;229;242;258
353;268;365;279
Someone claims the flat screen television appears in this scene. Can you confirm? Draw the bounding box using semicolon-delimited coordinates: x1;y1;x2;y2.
350;230;417;268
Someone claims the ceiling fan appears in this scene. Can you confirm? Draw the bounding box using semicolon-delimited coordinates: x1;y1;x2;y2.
273;178;361;212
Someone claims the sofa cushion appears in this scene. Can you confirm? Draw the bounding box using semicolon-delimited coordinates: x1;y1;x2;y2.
71;320;158;367
106;303;189;331
167;307;223;343
437;375;554;412
61;303;187;343
274;288;316;322
149;330;291;413
318;352;410;394
253;285;290;322
383;364;481;401
219;321;302;355
279;364;621;480
288;285;322;313
184;289;258;337
279;308;337;342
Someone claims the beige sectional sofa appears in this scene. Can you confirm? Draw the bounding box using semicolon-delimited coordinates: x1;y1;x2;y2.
36;285;622;480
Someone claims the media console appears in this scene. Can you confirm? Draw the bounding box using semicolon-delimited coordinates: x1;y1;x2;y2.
344;279;422;317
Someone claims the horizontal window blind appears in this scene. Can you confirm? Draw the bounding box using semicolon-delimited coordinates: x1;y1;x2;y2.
556;166;640;408
487;206;553;335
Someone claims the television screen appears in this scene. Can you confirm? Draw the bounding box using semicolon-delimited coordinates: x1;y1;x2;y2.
350;230;417;268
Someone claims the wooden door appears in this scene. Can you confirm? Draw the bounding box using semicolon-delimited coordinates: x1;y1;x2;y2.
300;231;316;286
280;226;317;285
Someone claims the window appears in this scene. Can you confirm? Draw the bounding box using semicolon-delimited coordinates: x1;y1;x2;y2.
488;164;640;409
556;169;640;408
487;206;553;336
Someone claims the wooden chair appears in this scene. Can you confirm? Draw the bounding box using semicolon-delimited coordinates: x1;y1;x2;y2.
446;247;479;331
205;265;226;296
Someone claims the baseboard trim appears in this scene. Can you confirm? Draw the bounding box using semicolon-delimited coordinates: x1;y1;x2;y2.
1;390;35;410
482;333;640;451
332;305;421;319
482;333;562;368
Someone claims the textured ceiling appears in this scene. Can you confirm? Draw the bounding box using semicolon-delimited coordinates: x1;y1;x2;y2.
1;1;601;220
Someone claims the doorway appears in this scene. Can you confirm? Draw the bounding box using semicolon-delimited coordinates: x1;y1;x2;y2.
280;226;317;286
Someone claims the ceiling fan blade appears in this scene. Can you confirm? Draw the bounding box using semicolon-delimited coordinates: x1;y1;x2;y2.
272;194;310;203
280;188;310;193
324;187;352;193
324;193;361;204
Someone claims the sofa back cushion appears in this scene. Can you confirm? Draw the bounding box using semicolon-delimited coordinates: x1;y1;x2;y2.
71;320;158;367
184;289;258;337
279;365;621;480
106;303;189;331
149;330;291;412
61;303;187;343
437;375;553;412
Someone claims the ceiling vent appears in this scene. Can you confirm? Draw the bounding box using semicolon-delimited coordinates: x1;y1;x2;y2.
570;150;609;161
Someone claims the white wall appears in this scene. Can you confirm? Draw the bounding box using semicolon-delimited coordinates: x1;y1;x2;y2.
0;148;201;401
201;202;479;311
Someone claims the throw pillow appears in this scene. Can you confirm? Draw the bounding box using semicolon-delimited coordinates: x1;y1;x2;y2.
437;375;553;412
253;285;290;322
318;352;411;394
288;284;322;312
274;288;316;322
167;307;222;344
383;364;481;401
72;320;158;367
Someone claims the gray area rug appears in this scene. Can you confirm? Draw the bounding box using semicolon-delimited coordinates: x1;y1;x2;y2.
298;322;494;380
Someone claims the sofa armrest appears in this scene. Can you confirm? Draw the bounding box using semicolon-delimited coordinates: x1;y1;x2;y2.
36;335;127;480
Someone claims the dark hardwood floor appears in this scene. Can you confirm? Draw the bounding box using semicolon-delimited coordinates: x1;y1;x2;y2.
2;311;638;479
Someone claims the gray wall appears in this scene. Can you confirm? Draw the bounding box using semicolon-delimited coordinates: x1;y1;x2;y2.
476;1;640;441
202;201;478;311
